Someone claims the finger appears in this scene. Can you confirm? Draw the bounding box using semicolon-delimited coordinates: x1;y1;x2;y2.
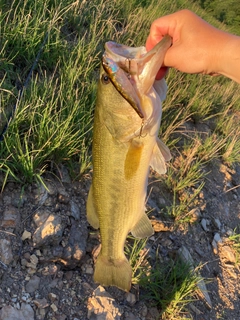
146;34;163;51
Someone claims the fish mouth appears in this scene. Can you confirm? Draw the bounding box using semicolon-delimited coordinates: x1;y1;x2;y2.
102;56;144;118
102;36;172;118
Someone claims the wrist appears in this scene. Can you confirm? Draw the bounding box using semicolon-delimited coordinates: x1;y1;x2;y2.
217;34;240;83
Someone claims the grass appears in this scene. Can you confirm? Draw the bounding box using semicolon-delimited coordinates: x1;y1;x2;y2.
0;0;240;318
229;226;240;265
139;257;201;319
126;236;202;319
125;236;151;285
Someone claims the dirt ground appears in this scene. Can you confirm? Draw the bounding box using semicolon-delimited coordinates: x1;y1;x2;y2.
0;156;239;319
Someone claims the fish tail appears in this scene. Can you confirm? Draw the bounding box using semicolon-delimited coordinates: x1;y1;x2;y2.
94;254;132;292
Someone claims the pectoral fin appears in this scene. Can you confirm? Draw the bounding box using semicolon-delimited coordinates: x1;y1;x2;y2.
86;185;99;229
150;138;171;174
157;137;171;161
131;213;154;239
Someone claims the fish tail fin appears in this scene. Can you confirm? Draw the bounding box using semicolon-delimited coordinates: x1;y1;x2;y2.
94;253;132;292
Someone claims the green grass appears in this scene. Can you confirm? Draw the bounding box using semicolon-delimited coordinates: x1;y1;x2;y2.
125;236;151;285
125;236;202;319
0;0;240;318
140;257;201;319
229;226;240;265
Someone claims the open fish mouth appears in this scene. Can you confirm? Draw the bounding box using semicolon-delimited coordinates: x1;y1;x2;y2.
102;35;172;118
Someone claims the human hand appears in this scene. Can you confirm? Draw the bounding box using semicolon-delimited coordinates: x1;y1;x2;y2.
146;10;240;83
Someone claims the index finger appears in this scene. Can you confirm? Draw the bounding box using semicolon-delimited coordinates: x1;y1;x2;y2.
146;17;171;51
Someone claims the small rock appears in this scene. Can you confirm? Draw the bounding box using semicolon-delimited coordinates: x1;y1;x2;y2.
201;218;208;231
21;292;31;303
70;201;81;220
25;275;40;293
213;233;222;243
33;298;49;308
85;266;94;275
212;240;218;254
49;293;58;301
226;228;234;236
30;254;38;265
21;230;32;241
33;214;63;247
58;164;71;183
212;218;221;230
221;245;236;264
35;250;42;256
212;233;222;254
125;292;137;306
87;286;122;320
0;239;13;265
51;303;58;312
26;261;37;270
178;246;194;265
36;185;49;206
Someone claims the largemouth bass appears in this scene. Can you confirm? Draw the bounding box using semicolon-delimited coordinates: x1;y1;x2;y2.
87;36;172;291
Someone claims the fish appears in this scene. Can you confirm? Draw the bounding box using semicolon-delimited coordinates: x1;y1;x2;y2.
87;35;172;291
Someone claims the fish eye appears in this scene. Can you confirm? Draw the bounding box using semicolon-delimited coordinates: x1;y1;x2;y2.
101;73;110;85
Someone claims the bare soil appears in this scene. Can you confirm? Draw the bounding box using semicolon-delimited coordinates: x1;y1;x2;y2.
0;157;239;320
